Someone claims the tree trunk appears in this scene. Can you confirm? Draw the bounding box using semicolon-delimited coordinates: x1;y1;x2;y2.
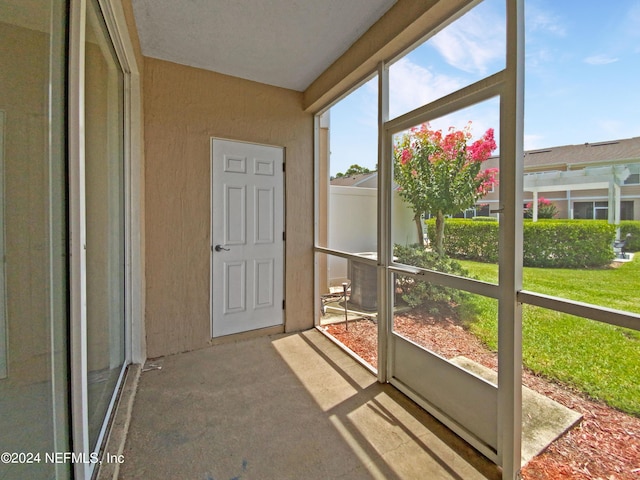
414;213;423;246
435;211;445;256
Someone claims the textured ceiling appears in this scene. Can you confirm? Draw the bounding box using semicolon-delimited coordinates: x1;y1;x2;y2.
131;0;396;91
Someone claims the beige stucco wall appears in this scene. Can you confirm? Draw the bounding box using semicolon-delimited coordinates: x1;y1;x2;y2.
143;58;313;358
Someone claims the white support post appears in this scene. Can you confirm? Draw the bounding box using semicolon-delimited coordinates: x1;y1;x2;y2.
313;114;321;327
377;61;391;383
608;181;615;224
612;182;621;225
498;0;525;479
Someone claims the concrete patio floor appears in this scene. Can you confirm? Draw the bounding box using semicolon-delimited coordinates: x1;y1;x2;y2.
114;329;502;479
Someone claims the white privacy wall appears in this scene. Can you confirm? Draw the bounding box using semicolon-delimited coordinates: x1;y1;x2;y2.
327;185;415;285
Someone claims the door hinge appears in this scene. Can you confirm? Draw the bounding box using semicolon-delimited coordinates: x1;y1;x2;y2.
282;231;286;241
282;162;285;172
282;300;286;310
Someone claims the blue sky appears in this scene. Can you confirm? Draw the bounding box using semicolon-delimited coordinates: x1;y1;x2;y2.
328;0;640;175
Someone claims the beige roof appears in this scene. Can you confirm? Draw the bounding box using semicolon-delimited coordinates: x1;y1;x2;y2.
485;136;640;170
330;172;378;186
523;136;640;169
330;137;640;180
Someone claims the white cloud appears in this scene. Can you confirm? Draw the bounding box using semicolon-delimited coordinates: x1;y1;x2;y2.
584;54;619;65
622;2;640;39
525;4;567;38
524;2;567;68
524;0;567;41
525;47;554;69
596;119;640;141
388;58;463;119
523;134;546;151
386;57;500;142
429;7;505;75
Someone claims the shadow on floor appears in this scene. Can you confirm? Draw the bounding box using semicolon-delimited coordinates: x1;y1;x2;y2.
118;329;501;480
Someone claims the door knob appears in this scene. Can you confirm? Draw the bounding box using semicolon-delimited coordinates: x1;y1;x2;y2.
215;244;230;252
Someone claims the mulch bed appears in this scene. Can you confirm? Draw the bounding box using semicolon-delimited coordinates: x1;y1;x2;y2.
324;308;640;479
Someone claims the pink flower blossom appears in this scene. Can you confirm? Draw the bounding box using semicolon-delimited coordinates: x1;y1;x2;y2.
476;167;499;194
468;128;497;162
526;197;551;209
401;148;412;165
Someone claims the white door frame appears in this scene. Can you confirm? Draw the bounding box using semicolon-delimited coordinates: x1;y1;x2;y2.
68;0;142;478
210;138;285;338
381;1;524;474
382;83;504;460
314;2;524;478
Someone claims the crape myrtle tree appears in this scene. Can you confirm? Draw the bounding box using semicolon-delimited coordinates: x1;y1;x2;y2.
393;122;498;255
524;196;559;219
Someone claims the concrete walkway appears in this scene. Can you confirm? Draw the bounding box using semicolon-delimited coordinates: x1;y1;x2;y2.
117;330;501;479
450;357;582;466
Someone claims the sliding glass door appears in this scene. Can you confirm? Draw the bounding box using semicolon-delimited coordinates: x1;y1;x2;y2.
0;1;70;478
84;0;127;452
69;0;131;477
1;0;134;477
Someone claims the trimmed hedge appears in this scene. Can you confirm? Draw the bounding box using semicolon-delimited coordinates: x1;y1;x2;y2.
522;220;615;268
425;218;618;268
434;219;499;262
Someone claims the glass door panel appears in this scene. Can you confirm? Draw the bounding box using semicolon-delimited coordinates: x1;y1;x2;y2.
0;0;70;478
84;0;126;452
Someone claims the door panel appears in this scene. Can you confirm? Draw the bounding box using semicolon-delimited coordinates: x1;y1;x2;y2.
254;259;274;308
225;185;246;244
224;261;246;313
391;334;498;457
211;139;284;337
255;187;274;243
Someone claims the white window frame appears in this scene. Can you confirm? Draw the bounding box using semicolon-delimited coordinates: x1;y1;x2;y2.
68;0;143;478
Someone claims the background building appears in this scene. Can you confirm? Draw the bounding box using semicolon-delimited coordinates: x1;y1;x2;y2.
480;137;640;221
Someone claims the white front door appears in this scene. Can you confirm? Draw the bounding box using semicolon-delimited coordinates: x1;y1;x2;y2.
211;138;284;337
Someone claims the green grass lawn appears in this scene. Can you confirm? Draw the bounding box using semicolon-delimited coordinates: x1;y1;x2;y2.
457;258;640;417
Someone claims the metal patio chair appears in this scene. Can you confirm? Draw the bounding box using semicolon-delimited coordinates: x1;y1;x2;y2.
613;233;632;259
